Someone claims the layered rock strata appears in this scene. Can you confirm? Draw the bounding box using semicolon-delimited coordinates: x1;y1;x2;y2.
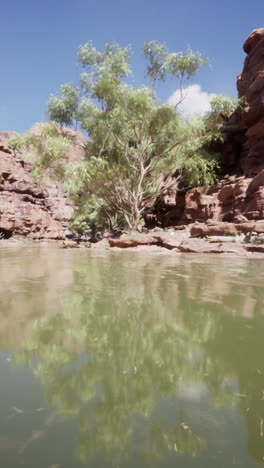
154;29;264;228
0;130;84;239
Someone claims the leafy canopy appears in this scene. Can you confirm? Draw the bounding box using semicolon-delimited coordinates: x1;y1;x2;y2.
143;40;208;89
12;41;219;231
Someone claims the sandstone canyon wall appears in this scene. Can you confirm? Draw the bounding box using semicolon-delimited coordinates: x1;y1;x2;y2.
156;28;264;227
0;129;85;240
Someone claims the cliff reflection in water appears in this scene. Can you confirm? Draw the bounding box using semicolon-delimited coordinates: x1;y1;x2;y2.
10;249;264;466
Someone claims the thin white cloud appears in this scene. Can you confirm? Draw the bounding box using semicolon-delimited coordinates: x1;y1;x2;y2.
167;84;216;117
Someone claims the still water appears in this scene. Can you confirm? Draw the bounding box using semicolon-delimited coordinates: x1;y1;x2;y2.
0;244;264;467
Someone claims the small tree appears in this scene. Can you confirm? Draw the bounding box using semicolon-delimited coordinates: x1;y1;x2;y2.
50;42;218;230
12;41;217;231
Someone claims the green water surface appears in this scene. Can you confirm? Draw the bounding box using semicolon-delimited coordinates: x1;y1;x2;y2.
0;244;263;467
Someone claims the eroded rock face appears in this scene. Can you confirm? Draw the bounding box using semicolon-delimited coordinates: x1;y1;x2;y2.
184;171;264;223
236;28;264;177
189;28;264;224
0;130;85;239
150;173;264;227
151;29;264;228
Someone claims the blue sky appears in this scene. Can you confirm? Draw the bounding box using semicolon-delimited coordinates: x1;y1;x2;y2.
0;0;263;132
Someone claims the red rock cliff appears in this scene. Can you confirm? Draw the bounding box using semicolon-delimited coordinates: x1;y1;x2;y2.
155;29;264;227
0;129;85;239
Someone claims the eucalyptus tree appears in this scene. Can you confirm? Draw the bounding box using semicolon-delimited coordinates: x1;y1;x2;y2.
11;41;219;230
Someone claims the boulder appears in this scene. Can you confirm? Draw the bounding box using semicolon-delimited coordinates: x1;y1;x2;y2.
108;236;155;248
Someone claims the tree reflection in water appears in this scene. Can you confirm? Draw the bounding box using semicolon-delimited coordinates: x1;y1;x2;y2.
16;253;264;466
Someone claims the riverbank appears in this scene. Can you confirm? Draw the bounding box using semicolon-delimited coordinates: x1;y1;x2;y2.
102;222;264;258
3;220;263;258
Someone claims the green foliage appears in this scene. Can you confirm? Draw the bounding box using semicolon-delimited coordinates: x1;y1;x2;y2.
142;41;168;85
9;122;74;180
79;41;131;79
16;41;218;231
48;84;80;127
205;94;247;133
66;104;219;229
8;134;24;153
197;94;248;160
210;94;246;117
142;41;208;90
49;42;218;230
69;194;113;232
